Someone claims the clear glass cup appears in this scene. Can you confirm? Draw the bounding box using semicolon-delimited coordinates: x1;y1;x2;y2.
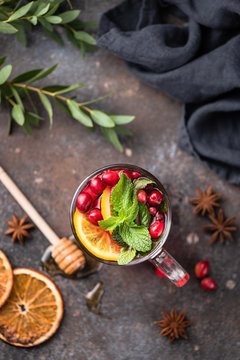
70;164;189;287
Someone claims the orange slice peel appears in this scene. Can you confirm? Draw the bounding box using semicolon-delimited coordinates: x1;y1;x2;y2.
0;250;13;309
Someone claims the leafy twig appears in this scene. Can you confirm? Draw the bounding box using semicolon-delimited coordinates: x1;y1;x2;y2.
0;57;134;151
0;0;97;57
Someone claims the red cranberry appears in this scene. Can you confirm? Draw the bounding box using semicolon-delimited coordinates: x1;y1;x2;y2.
149;221;165;239
149;207;157;216
118;169;133;181
88;208;103;226
145;184;153;193
148;190;163;206
137;189;147;204
89;177;105;195
195;261;210;278
132;171;141;179
83;186;98;201
156;211;164;222
76;192;92;213
92;196;101;209
102;171;119;186
155;267;166;278
201;277;218;291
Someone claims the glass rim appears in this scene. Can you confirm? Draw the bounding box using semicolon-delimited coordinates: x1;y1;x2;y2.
69;163;172;266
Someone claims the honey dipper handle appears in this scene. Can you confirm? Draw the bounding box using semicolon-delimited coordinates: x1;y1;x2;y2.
0;166;60;245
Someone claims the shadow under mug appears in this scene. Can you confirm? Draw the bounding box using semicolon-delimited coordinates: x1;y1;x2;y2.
70;164;189;287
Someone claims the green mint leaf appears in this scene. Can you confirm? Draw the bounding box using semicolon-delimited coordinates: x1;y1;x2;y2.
119;223;151;252
98;216;120;231
111;173;133;214
133;177;155;194
125;195;139;223
138;202;151;227
117;248;136;265
161;200;168;213
111;230;127;247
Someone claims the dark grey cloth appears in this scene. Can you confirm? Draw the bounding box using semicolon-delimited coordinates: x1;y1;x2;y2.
97;0;240;184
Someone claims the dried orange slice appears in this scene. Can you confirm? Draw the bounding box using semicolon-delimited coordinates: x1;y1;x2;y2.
0;268;63;347
0;250;13;309
74;209;122;261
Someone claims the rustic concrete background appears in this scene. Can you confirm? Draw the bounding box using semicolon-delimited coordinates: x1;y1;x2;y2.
0;1;239;359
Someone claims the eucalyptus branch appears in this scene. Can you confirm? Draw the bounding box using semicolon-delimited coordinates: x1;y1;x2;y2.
0;58;135;151
0;0;97;57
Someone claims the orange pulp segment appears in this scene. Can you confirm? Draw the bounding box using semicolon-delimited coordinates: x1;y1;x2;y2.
73;209;122;261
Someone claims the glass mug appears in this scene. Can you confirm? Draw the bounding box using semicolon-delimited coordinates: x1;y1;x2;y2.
70;164;189;287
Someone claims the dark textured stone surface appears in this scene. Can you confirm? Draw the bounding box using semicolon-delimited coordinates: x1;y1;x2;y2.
0;1;239;359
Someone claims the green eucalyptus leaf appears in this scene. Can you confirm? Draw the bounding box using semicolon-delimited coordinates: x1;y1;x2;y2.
8;2;33;22
38;93;53;127
0;64;12;85
67;99;93;127
45;15;62;24
28;16;37;26
110;115;135;125
101;127;123;152
91;110;115;128
35;3;50;16
39;17;53;32
74;31;96;45
23;117;33;135
42;26;64;45
10;86;23;109
54;97;71;116
42;85;68;92
115;126;133;136
45;3;60;16
0;56;6;66
14;24;27;46
27;63;58;84
59;9;80;24
12;104;25;125
54;83;87;95
0;22;18;34
12;68;42;83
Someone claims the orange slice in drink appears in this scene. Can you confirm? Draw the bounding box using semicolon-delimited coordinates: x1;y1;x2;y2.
0;250;13;309
74;209;122;261
0;268;63;347
101;186;114;234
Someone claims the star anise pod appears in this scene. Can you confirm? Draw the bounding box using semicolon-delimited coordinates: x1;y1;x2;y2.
204;208;236;244
189;186;222;215
154;308;191;343
4;214;34;244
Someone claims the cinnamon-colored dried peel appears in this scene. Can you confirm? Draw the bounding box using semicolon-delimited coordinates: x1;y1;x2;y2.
204;208;237;244
154;308;191;343
189;186;222;216
4;214;34;244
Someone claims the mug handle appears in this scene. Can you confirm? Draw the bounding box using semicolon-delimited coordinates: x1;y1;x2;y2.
149;248;189;287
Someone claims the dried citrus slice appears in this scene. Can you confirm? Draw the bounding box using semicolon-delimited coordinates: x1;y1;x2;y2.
0;268;63;347
101;186;114;234
0;250;13;309
74;209;122;261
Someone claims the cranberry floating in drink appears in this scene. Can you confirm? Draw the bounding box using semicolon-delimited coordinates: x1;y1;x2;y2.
70;165;189;287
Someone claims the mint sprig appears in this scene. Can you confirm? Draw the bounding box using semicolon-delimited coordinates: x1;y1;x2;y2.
117;249;136;265
98;173;152;264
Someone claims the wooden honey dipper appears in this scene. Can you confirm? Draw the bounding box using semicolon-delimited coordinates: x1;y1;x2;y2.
0;166;85;275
